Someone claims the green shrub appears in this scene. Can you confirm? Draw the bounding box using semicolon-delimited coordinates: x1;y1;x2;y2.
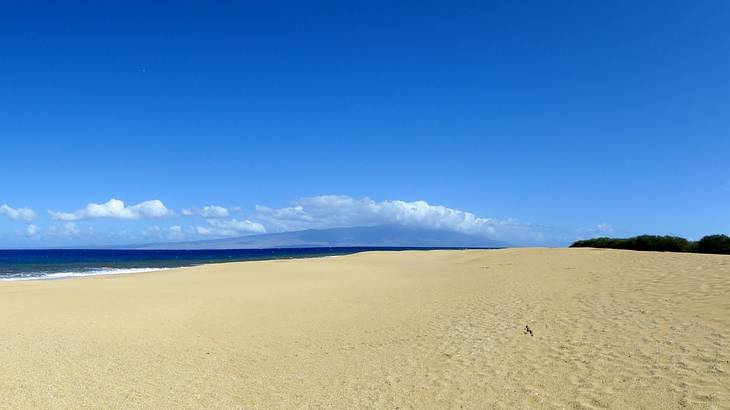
696;234;730;254
570;234;729;255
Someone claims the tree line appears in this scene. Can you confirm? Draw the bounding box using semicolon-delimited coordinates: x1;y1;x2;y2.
570;234;730;255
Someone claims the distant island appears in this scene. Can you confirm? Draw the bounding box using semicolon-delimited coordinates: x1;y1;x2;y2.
125;225;510;250
570;234;730;255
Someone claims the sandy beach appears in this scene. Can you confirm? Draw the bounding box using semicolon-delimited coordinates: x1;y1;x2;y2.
0;248;728;408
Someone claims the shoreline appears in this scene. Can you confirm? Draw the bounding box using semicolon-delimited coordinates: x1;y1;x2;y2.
0;247;492;282
0;253;355;282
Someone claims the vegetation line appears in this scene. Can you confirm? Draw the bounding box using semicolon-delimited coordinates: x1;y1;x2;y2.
570;234;730;255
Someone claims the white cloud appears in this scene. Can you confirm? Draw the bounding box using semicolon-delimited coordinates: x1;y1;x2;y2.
201;205;229;218
47;222;79;236
25;224;39;236
64;222;79;236
140;224;192;241
196;218;266;237
50;199;171;221
168;225;184;240
181;205;230;218
146;225;187;240
195;226;214;235
0;204;37;221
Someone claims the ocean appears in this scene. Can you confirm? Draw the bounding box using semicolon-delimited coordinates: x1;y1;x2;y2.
0;247;452;281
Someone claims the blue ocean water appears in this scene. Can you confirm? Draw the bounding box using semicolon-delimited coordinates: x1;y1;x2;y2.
0;247;448;280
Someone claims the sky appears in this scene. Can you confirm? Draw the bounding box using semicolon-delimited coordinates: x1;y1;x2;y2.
1;1;729;247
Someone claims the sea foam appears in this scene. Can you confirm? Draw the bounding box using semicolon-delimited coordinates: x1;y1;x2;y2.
0;267;170;281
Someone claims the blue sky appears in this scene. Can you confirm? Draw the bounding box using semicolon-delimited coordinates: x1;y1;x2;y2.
1;1;729;247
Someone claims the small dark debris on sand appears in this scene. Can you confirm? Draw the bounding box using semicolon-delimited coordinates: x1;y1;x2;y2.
524;325;533;336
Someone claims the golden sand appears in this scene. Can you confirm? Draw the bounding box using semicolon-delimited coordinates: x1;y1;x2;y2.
1;249;728;408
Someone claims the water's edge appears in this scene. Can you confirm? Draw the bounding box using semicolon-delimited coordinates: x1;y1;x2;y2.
0;247;489;281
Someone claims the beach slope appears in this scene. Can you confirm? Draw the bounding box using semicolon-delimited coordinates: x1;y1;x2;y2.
1;249;728;408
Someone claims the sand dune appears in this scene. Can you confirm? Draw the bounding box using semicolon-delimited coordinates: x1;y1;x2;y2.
0;249;728;408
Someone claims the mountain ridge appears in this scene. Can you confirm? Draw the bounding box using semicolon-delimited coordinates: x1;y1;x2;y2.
124;225;510;249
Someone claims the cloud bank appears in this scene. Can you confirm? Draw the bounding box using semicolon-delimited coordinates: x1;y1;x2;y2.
254;195;547;243
3;195;578;245
0;204;37;221
50;199;171;221
256;195;502;234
